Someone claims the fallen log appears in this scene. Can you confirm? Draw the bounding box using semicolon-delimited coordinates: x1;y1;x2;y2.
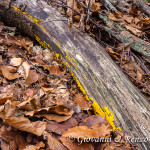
134;0;150;17
99;14;150;61
108;0;150;17
0;0;150;149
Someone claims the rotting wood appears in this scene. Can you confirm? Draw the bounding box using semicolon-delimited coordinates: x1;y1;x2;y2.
134;0;150;17
0;0;150;149
108;0;150;17
99;14;150;60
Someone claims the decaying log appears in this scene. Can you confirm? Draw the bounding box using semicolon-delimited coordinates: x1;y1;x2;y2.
99;15;150;60
0;0;150;149
134;0;150;17
107;0;150;17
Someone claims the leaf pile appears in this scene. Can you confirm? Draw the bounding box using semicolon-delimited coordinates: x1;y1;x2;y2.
0;23;131;149
49;0;150;100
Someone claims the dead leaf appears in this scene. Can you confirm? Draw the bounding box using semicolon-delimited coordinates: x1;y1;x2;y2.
26;70;38;85
46;118;78;135
3;115;46;136
125;25;142;36
10;140;17;150
1;139;10;150
0;97;13;105
79;115;108;127
0;66;20;80
23;141;45;150
108;11;123;22
42;49;52;61
99;140;131;150
62;126;101;139
43;131;66;150
0;125;26;147
10;58;22;66
22;61;30;79
91;2;102;11
92;122;113;137
18;36;33;54
36;114;72;123
60;137;94;150
23;89;34;100
129;8;138;17
137;71;143;81
49;65;66;76
3;100;19;118
74;94;92;110
24;105;74;117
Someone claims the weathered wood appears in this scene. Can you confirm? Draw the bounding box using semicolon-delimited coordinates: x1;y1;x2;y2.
99;14;150;60
0;0;150;149
134;0;150;17
108;0;150;17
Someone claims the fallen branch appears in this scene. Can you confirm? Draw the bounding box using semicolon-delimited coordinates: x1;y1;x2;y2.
134;0;150;17
99;15;150;59
0;0;150;149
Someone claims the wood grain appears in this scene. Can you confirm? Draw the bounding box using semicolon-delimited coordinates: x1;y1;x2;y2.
0;0;149;149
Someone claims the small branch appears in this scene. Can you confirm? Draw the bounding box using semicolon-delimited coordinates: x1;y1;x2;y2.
15;49;53;78
105;0;117;11
134;0;150;17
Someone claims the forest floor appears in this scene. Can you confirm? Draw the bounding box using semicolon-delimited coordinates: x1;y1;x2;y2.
0;0;150;150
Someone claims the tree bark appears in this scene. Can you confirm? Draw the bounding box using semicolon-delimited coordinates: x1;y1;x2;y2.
108;0;150;17
99;14;150;60
0;0;150;149
134;0;150;17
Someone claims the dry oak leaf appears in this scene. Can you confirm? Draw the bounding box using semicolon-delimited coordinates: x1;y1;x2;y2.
26;70;38;85
23;89;34;100
23;141;45;150
49;65;66;76
46;118;78;135
74;94;92;110
0;97;13;105
0;66;20;80
137;70;143;81
92;122;113;137
18;36;33;54
79;115;108;128
10;57;22;66
1;139;10;150
10;140;18;150
24;105;74;117
0;125;26;147
3;100;20;118
22;61;30;79
36;114;72;123
108;11;123;22
91;2;102;11
60;137;94;150
62;126;101;139
99;140;131;150
3;115;46;136
43;131;66;150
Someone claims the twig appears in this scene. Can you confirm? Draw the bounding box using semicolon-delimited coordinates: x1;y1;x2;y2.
86;0;91;22
131;52;150;76
123;70;150;92
15;49;53;78
104;0;117;11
